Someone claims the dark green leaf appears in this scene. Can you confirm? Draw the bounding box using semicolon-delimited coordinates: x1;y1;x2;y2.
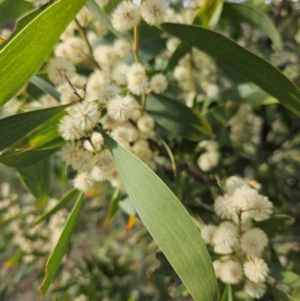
0;0;33;27
18;158;50;205
164;0;223;72
0;105;67;151
221;3;282;49
30;75;60;102
0;0;87;106
267;283;297;301
35;189;79;225
145;93;213;141
39;192;84;297
221;285;233;301
161;23;300;116
205;103;240;132
101;130;219;301
269;264;300;289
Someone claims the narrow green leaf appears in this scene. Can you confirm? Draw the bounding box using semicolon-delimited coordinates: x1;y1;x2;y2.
18;158;50;205
206;83;277;109
0;5;45;51
145;93;212;141
221;285;233;301
0;0;87;106
221;3;282;49
205;103;239;132
100;130;219;301
30;75;60;102
267;282;297;301
119;198;136;216
0;148;60;167
0;105;67;151
35;189;78;225
161;23;300;116
0;0;33;27
39;192;84;297
164;0;223;72
104;189;120;225
86;0;121;38
269;264;300;289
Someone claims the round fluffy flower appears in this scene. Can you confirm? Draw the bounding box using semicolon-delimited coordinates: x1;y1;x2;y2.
111;126;131;147
84;132;104;153
212;221;238;254
73;172;94;192
127;64;148;95
112;1;141;31
60;141;82;166
68;102;100;131
113;63;129;86
213;260;222;278
140;0;167;25
197;151;219;172
230;186;259;212
58;115;85;141
240;228;268;256
94;45;117;69
95;150;115;172
219;260;244;284
245;280;266;299
250;195;273;221
107;95;135;121
225;176;249;195
243;257;269;283
48;57;75;85
214;194;236;220
91;166;108;182
137;115;155;133
150;74;168;94
72;149;94;172
98;84;120;103
113;39;131;58
201;224;216;245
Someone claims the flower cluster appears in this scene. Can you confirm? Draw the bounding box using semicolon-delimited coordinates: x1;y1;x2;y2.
201;176;273;299
47;56;163;192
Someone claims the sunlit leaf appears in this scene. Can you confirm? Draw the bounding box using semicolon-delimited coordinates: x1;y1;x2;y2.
0;0;87;106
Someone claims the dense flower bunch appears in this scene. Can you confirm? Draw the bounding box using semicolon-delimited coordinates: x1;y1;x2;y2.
44;0;175;193
201;176;274;299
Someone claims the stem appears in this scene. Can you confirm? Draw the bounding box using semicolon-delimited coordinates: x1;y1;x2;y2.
133;25;140;63
74;18;101;70
65;76;84;101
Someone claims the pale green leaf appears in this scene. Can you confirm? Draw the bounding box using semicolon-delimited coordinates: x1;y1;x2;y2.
221;285;233;301
100;130;219;301
86;0;121;38
161;23;300;116
39;192;84;297
0;0;87;106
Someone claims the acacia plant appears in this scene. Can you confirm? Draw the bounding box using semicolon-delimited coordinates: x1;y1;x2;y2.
0;0;300;300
